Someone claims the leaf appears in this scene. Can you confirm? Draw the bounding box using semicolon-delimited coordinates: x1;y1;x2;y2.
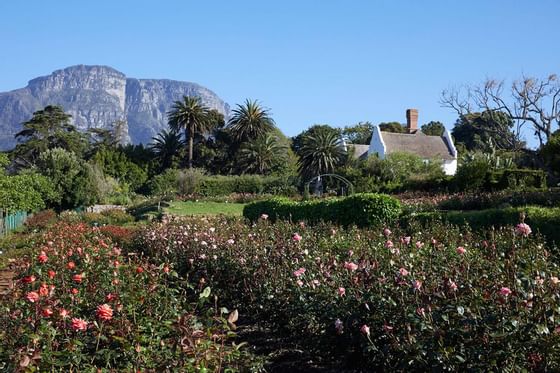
536;324;550;335
199;286;211;299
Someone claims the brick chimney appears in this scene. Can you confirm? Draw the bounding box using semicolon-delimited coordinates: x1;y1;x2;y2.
406;109;418;133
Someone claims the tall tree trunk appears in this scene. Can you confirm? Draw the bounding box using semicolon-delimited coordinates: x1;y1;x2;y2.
188;133;194;169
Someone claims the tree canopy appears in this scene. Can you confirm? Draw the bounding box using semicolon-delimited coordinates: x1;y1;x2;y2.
14;105;87;166
421;121;445;136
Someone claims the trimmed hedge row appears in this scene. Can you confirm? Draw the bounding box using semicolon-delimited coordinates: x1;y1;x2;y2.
199;175;298;197
243;193;401;227
407;206;560;245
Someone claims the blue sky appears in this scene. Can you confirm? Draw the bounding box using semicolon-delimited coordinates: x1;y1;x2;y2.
1;0;559;143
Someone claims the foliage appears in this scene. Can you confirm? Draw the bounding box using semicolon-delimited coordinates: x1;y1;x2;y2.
91;148;148;192
24;210;58;231
540;130;560;180
409;206;560;246
421;121;445;136
0;172;55;213
378;122;406;133
0;223;260;371
291;124;341;154
135;216;560;371
451;111;523;152
298;129;345;180
438;189;560;211
149;129;184;171
454;153;545;192
339;153;447;194
165;201;245;217
244;193;401;227
168;96;212;168
37;148;99;210
176;168;206;196
13;105;88;166
237;134;288;175
227;99;275;143
342;121;374;144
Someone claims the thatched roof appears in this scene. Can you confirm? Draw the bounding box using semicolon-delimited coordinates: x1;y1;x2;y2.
381;131;455;160
347;144;370;160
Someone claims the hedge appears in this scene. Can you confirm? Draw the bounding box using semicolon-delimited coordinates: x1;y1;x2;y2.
198;175;298;197
243;193;401;227
406;206;560;245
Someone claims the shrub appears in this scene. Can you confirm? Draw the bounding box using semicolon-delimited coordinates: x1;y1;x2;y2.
135;216;560;371
24;210;57;231
37;148;99;210
438;189;560;211
488;168;547;190
243;193;401;227
407;206;560;246
0;223;260;371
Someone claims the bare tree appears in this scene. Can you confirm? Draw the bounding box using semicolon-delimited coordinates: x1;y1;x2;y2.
441;74;560;148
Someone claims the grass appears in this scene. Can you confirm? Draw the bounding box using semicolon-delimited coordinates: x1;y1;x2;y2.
165;201;246;216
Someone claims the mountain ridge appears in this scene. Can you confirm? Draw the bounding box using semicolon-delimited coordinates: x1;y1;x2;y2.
0;65;230;150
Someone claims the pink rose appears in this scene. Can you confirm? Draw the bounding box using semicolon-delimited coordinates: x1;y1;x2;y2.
71;318;88;331
399;268;409;277
292;233;302;242
96;304;114;321
413;280;422;291
499;287;512;297
456;246;466;255
515;223;532;237
344;262;358;271
360;324;370;336
26;291;40;303
383;228;392;237
338;287;346;296
385;240;394;249
293;267;306;277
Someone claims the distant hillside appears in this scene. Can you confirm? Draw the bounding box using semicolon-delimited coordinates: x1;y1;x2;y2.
0;65;230;150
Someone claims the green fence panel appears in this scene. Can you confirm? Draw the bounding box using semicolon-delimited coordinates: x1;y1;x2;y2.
0;209;28;237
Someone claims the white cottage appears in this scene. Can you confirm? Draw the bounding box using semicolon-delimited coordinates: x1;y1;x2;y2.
367;109;458;175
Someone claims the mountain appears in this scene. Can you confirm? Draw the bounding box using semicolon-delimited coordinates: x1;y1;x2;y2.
0;65;230;150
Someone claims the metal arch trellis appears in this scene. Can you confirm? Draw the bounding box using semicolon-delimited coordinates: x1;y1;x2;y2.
304;174;354;196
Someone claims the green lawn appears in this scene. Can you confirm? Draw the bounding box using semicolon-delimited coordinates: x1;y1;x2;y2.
165;201;246;216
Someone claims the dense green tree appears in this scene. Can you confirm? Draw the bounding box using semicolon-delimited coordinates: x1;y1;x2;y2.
298;130;345;180
227;99;275;143
421;121;445;136
452;111;523;152
342;122;374;144
238;134;288;175
13;105;88;166
540;130;560;180
168;96;211;168
92;148;147;192
37;148;98;210
292;125;341;154
378;122;407;133
150;129;184;171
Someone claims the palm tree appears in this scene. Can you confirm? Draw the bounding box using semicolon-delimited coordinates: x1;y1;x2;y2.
298;130;345;180
227;99;275;143
238;134;287;174
150;129;184;170
167;96;210;168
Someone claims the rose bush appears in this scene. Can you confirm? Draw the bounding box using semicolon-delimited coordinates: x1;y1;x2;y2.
0;222;261;372
134;216;560;371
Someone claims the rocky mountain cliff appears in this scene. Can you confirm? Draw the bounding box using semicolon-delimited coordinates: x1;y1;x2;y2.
0;65;230;150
